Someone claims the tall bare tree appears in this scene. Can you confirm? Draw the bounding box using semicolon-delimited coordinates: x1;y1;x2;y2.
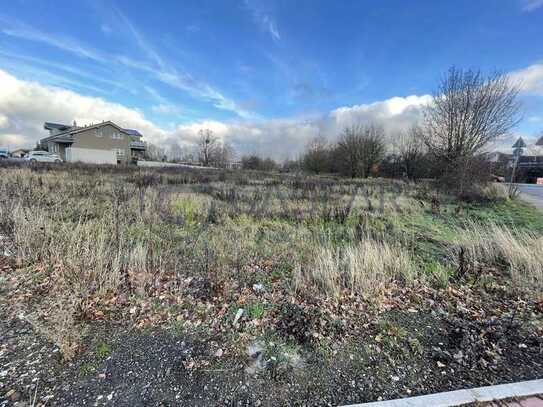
197;129;219;167
335;124;386;178
422;67;521;163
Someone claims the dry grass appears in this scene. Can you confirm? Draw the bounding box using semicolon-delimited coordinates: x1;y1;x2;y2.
25;287;87;361
295;239;416;297
451;222;543;296
1;165;540;360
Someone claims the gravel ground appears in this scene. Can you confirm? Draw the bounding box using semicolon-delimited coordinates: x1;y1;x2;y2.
2;306;542;407
0;314;256;407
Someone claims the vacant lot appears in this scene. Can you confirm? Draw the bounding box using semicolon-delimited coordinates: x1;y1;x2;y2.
1;163;542;406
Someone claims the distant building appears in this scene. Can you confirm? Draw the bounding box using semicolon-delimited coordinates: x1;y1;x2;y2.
226;161;242;169
11;148;30;158
486;151;512;163
40;121;146;164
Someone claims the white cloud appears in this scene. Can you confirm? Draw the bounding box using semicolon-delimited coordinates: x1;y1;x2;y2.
244;0;281;42
165;95;432;159
262;16;281;41
151;104;184;115
186;24;200;33
508;63;543;94
0;69;167;148
0;69;432;160
0;17;105;62
0;133;26;146
109;9;255;119
0;15;254;119
0;114;9;129
521;0;543;11
329;95;432;140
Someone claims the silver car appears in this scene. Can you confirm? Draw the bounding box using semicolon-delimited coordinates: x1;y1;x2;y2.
25;151;62;163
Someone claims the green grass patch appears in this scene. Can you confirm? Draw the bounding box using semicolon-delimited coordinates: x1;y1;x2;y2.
461;200;543;232
94;341;111;360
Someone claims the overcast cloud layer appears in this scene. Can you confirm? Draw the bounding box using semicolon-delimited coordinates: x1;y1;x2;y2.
1;63;542;160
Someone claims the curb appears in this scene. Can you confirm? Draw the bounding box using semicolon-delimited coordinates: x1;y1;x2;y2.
342;379;543;407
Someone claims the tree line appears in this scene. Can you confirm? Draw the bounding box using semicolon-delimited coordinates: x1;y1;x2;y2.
300;67;523;198
145;66;525;197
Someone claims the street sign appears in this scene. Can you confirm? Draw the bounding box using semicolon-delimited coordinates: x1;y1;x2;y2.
512;137;527;149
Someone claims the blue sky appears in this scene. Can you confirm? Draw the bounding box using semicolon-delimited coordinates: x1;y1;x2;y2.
0;0;542;158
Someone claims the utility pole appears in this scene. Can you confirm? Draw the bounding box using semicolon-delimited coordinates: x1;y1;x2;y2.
508;137;526;198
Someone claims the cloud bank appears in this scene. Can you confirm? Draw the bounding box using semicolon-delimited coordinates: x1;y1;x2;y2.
0;69;434;160
509;63;543;95
1;61;541;160
0;70;167;148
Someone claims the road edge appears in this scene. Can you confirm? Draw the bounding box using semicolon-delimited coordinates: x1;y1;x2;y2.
341;378;543;407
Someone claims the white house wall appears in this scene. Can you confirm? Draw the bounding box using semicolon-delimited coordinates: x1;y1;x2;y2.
65;147;117;164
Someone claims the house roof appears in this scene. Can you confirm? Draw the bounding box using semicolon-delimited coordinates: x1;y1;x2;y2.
44;122;72;131
41;121;143;143
123;128;142;137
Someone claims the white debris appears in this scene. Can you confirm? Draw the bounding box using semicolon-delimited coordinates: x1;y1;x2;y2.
233;308;244;325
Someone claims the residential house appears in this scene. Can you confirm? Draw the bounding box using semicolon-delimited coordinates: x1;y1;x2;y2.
40;121;146;164
11;148;30;158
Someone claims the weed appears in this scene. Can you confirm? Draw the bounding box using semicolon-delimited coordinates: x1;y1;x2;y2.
94;341;111;359
79;362;97;376
246;302;266;319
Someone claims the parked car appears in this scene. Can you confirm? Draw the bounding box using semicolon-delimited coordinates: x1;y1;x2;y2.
25;151;62;163
0;149;9;159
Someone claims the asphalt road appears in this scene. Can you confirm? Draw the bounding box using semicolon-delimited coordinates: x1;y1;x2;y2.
517;184;543;209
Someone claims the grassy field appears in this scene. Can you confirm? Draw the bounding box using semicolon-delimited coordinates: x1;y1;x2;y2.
0;163;542;405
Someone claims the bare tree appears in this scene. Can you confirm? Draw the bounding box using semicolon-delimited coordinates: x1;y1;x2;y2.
197;129;219;167
335;124;386;178
422;67;521;163
396;125;426;179
241;155;279;171
167;143;184;163
145;143;166;161
302;135;329;174
211;142;235;168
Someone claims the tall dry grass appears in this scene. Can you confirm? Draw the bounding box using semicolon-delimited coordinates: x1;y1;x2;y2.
451;222;543;296
295;239;416;297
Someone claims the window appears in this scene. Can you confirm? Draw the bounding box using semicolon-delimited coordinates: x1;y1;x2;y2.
113;148;125;157
111;132;124;140
95;129;103;137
